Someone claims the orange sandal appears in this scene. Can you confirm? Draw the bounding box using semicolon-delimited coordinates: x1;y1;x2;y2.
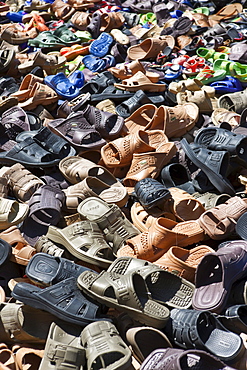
60;44;90;61
110;60;160;83
114;71;166;92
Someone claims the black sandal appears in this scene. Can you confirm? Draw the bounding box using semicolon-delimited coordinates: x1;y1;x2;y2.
134;178;171;210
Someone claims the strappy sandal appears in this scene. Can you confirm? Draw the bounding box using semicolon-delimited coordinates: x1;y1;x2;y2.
145;103;199;139
47;112;106;152
1;106;30;141
77;197;140;255
81;321;132;370
19;82;58;111
117;217;204;262
51;0;75;21
71;11;92;30
81;104;124;140
46;221;114;268
110;60;160;83
0;226;36;266
101;130;168;168
77;269;170;328
114;71;166;92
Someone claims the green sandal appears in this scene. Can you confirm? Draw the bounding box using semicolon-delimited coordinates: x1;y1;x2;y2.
213;59;236;76
28;31;65;48
230;62;247;81
193;7;210;15
195;68;227;85
74;30;93;42
53;25;81;45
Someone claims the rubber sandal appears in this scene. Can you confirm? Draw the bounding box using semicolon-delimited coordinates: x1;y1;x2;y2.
44;72;80;100
210;76;243;93
192;192;231;210
218;88;247;113
140;348;234;370
0;239;11;267
115;90;165;118
101;130;167;168
160;163;196;194
28;31;66;48
127;36;172;60
198;196;247;240
77;197;140;255
77;269;169;328
12;277;107;326
81;321;132;370
209;3;243;25
114;71;166;92
168;308;244;362
0;106;30;141
124;104;157;134
19;82;59;111
117;217;204;262
14;347;43;370
194;126;247;167
39;322;85;369
51;0;75;21
154;245;214;283
47;112;106;152
168;187;205;221
71;11;92;31
145;103;199;139
110;60;160;83
100;11;125;32
177;90;213;114
80;103;124;140
89;32;113;58
53;25;81;46
82;54;107;73
26;252;90;287
90;85;135;102
195;67;227;85
193;241;247;313
218;304;247;335
135;178;171;210
0;25;38;45
180;138;235;196
0;197;28;230
126;326;172;363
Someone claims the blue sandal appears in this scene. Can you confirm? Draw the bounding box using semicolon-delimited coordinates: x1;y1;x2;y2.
210;76;243;93
44;72;80;100
89;32;114;57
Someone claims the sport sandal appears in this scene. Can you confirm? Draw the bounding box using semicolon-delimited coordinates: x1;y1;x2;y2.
77;197;140;255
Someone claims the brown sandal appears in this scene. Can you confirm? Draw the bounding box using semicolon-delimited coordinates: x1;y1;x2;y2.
1;25;37;45
15;347;43;370
100;12;125;32
68;0;100;10
110;60;160;83
124;104;157;134
117;217;205;262
101;130;168;168
18;51;66;75
114;71;166;92
71;11;92;30
168;187;205;221
19;82;58;111
11;74;43;102
0;226;36;265
127;36;172;60
145;103;199;138
51;0;76;20
154;245;214;283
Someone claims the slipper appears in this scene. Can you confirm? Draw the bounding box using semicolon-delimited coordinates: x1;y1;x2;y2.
70;11;92;31
127;36;171;60
117;217;204;262
81;321;132;370
193;241;247;313
53;25;81;45
68;70;85;88
14;347;43;370
0;198;28;230
44;72;80;100
19;82;59;111
28;31;65;48
135;178;171;210
166;309;244;363
160;163;196;194
209;3;243;25
130;202;161;232
109;60;160;83
60;44;89;61
82;54;106;73
114;71;166;92
11;277;107;326
195;67;227;85
0;106;30;141
231;61;247;81
77;269;169;328
51;0;75;21
163;64;182;81
77;197;140;255
89;32;114;58
210;76;243;93
110;28;130;45
218;88;247;113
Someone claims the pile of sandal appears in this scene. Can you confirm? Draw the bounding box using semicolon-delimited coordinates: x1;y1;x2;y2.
2;0;247;369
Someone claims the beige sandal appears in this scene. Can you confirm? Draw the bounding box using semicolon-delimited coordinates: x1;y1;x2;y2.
117;217;205;262
110;29;130;45
101;130;168;168
211;108;240;128
114;71;166;92
11;74;44;102
70;11;92;30
110;60;160;82
0;198;29;230
177;90;214;114
51;0;75;20
127;36;172;60
124;104;157;134
168;187;205;221
19;82;58;111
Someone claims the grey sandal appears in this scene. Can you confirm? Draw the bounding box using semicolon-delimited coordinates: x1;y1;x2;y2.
192;192;231;210
77;197;140;255
81;321;132;370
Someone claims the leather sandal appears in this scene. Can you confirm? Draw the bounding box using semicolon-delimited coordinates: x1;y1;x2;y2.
117;217;204;262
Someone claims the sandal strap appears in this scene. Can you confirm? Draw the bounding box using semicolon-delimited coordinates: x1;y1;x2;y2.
35;236;65;257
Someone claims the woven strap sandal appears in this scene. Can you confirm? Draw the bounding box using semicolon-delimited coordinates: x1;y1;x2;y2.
77;269;170;328
135;178;171;211
38;322;85;370
77;197;140;255
145;103;199;139
154;245;214;283
165;308;244;363
63;176;128;210
123;142;177;189
1;106;30;140
81;321;132;370
0;197;29;230
107;257;195;309
117;217;204;262
2;163;44;202
46;221;114;268
0;226;36;266
168;187;205;221
198;196;247;240
101;130;168;168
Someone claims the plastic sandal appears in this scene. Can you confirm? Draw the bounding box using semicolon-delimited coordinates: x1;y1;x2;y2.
18;82;59;111
192;192;231;210
77;269;170;328
82;54;106;73
168;187;205;221
81;321;132;370
117;217;204;262
183;56;206;74
109;60;160;83
164;64;182;80
160;163;196;194
114;71;166;92
123;104;157;133
210;76;243;93
44;72;80;100
77;197;140;255
0;198;28;230
130;202;161;232
51;0;75;21
71;11;91;31
12;277;106;326
135;178;171;210
74;30;92;42
193;241;247;313
218;88;247;113
28;31;65;48
53;25;81;45
127;36;172;60
140;348;234;370
89;32;114;58
14;347;43;370
209;3;243;24
218;304;247;335
195;67;227;84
